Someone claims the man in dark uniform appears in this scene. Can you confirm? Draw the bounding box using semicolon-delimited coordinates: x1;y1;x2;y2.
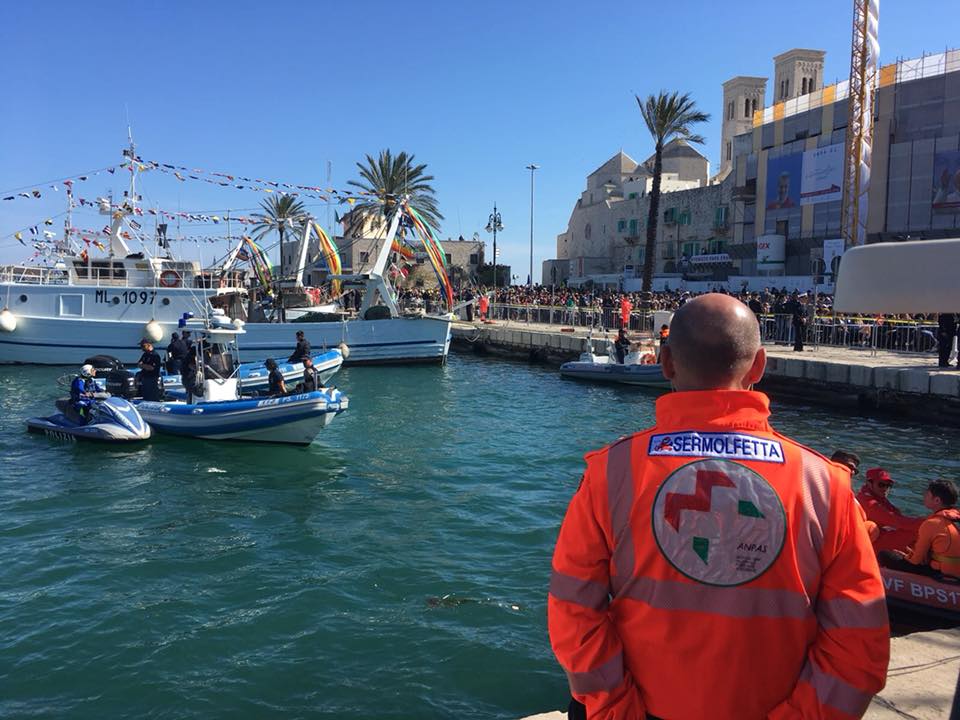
784;292;806;352
464;288;475;322
137;339;163;401
302;357;321;392
180;351;201;402
266;358;287;397
70;363;97;423
613;328;630;364
166;332;187;374
288;330;311;363
937;312;957;368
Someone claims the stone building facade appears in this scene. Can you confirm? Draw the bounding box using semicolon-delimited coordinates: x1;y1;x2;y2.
548;46;960;289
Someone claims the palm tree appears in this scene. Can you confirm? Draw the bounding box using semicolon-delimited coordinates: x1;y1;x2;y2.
250;194;308;285
636;91;709;299
347;150;443;230
250;194;308;318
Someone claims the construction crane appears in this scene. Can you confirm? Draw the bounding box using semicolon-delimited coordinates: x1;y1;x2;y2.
841;0;880;248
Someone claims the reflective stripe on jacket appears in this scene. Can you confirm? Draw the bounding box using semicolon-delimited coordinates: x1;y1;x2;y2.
908;508;960;578
548;390;889;720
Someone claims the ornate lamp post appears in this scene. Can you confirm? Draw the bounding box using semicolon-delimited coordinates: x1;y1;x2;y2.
485;203;503;293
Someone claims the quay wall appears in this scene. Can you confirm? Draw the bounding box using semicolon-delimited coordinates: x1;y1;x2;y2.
451;323;960;425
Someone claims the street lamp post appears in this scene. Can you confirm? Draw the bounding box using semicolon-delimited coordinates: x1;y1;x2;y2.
485;203;503;302
525;164;539;288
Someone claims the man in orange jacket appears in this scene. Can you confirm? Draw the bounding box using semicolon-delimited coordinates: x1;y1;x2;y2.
856;468;923;552
882;479;960;578
549;293;889;720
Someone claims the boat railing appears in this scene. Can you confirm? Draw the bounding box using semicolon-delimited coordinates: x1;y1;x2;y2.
0;265;71;285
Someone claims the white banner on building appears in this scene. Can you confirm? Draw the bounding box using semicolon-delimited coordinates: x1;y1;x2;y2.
800;143;843;206
757;234;786;271
823;238;845;276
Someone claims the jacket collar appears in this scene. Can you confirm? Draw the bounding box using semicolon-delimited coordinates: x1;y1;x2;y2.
655;390;774;433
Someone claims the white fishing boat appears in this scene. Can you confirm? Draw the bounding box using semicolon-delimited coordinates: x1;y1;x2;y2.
134;320;347;445
0;142;451;366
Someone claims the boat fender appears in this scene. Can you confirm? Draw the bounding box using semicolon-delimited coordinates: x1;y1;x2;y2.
338;343;350;360
144;320;164;342
641;353;656;365
0;308;16;332
233;318;246;330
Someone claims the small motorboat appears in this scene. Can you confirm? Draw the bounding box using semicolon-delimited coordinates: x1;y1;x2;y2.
26;395;151;442
882;567;960;622
560;346;671;388
160;347;344;398
134;316;349;445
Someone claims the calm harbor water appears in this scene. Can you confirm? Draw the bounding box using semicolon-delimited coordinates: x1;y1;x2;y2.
2;353;958;719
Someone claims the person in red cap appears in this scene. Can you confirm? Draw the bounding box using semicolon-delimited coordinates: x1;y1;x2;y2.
856;467;923;552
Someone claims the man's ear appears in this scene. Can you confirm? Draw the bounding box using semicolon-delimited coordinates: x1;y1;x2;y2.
744;347;766;388
661;345;675;380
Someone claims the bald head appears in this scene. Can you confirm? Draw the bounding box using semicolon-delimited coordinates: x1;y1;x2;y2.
662;293;764;391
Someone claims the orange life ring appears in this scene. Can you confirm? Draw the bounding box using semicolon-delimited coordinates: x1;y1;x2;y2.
159;269;182;288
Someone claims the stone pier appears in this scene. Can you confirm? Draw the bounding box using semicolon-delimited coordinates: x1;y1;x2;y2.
451;320;960;424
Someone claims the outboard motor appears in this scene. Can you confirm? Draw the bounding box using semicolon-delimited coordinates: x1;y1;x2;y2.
83;355;125;375
105;368;137;399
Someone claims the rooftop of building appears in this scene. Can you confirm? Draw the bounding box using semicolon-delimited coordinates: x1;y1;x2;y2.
774;48;826;62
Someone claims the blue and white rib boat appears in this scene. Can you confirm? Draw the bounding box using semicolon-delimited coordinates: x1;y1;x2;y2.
135;318;348;446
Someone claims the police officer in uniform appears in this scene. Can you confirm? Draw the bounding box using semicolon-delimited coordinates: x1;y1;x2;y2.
301;356;321;392
137;339;163;401
166;332;187;374
937;312;957;368
288;330;311;363
549;294;888;720
266;358;287;397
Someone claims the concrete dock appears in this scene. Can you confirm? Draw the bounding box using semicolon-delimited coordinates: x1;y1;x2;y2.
451;320;960;423
520;626;960;719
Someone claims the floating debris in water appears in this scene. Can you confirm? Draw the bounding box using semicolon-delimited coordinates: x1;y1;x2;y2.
426;594;523;612
206;467;227;473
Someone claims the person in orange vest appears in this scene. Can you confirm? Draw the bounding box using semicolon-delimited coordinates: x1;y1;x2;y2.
881;479;960;578
856;467;923;552
549;293;888;720
619;296;632;330
478;293;489;321
656;323;670;363
831;450;880;544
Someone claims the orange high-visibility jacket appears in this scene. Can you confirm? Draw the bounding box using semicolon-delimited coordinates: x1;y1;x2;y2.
549;390;889;720
907;508;960;577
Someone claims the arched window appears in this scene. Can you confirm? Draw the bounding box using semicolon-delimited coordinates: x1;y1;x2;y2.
744;98;750;117
752;98;758;114
727;101;734;120
802;78;807;94
811;70;816;89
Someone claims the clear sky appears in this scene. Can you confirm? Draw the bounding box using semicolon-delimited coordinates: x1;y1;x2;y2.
1;0;956;282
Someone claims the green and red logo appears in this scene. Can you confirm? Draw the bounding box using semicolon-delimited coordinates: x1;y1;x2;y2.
652;459;786;586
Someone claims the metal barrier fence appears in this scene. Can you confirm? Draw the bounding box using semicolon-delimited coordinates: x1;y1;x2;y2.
761;315;938;355
465;302;939;357
478;302;656;334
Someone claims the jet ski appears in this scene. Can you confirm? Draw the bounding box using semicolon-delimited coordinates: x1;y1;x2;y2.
26;395;151;442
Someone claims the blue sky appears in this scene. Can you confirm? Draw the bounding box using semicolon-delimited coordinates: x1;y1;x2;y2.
0;0;956;282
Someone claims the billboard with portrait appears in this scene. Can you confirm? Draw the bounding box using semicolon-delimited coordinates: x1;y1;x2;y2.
765;153;803;211
933;150;960;214
801;143;843;205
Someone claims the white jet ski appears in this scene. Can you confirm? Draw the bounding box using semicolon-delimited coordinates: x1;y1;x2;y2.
26;395;152;442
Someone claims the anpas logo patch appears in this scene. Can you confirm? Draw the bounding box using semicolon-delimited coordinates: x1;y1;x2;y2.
648;431;784;463
652;459;786;586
